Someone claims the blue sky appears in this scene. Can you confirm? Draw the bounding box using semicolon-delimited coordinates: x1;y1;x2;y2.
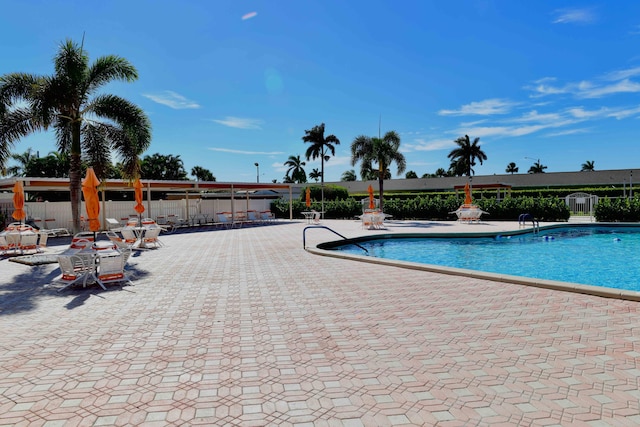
2;1;640;182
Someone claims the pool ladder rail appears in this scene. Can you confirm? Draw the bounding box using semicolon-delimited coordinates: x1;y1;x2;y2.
518;213;540;233
302;225;369;254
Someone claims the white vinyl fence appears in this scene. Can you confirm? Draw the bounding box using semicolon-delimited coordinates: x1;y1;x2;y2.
0;197;276;231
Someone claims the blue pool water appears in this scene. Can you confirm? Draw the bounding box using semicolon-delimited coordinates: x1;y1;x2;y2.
331;226;640;292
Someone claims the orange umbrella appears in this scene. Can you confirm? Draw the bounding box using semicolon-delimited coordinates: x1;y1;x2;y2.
134;178;145;215
463;182;473;205
368;185;375;210
82;167;101;232
12;181;26;222
305;187;311;208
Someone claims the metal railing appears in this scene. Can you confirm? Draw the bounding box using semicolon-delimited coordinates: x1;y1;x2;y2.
303;225;368;254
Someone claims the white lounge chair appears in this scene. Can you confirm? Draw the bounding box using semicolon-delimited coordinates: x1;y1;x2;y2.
18;232;39;254
141;226;163;248
96;251;132;287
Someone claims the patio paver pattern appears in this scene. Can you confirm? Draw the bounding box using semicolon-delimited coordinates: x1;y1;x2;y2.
2;220;640;426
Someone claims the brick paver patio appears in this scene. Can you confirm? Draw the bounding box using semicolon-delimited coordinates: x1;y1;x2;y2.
2;219;640;426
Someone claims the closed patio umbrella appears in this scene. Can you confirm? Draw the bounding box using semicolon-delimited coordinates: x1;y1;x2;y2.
305;187;311;208
82;168;101;238
368;184;375;210
12;180;26;223
464;182;472;205
134;178;145;222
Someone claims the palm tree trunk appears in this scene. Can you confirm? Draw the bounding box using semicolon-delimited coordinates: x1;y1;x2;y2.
320;149;325;219
378;172;385;212
69;121;82;234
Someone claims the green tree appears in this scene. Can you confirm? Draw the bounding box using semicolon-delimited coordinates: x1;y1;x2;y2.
0;39;151;232
284;154;307;183
448;158;467;177
309;168;321;183
191;165;215;181
581;160;595;172
7;148;38;176
447;135;487;177
528;161;547;174
351;130;406;211
302;123;340;214
141;153;188;180
405;170;418;179
341;169;357;181
506;162;519;174
434;168;448;177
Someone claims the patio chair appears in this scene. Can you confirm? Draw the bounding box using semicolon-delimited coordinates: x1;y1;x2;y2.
120;228;139;245
96;251;132;287
106;218;123;231
18;232;39;254
0;235;8;255
246;210;262;225
260;211;275;223
216;212;235;229
37;231;48;252
141;226;163;248
56;253;99;291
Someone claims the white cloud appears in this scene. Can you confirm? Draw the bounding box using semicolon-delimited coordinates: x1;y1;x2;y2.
578;79;640;98
212;117;264;129
438;98;517;116
604;67;640;81
142;91;200;109
545;128;591;137
552;8;596;24
208;147;283;155
242;11;257;20
404;138;455;152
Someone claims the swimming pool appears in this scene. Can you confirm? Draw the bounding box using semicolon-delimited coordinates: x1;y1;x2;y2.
321;224;640;294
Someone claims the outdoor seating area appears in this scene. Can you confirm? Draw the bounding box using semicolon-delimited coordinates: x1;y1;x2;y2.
358;210;391;229
0;222;48;255
56;236;131;291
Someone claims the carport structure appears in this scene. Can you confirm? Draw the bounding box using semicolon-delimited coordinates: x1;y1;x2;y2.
0;177;294;229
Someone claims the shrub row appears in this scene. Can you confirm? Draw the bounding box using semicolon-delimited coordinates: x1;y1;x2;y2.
594;197;640;222
271;195;571;222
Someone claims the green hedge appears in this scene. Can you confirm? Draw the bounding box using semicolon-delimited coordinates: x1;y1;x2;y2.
594;197;640;222
271;195;571;221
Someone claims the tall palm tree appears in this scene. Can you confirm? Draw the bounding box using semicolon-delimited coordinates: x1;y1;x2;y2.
191;165;215;181
7;148;38;176
284;154;307;183
351;130;406;212
0;39;151;232
581;160;595;172
341;169;357;182
309;168;321;183
447;135;487;177
302;123;340;216
505;162;519;174
528;161;547;174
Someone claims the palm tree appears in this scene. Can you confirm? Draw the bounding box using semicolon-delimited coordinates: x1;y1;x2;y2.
284;154;307;183
141;153;188;180
341;169;357;182
528;161;547;174
447;135;487;177
434;168;448;177
0;39;151;232
506;162;519;174
581;160;595;172
7;148;38;176
302;123;340;215
309;168;321;183
351;130;406;212
405;170;418;179
191;166;215;181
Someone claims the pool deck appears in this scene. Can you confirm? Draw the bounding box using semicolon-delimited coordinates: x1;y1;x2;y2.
2;219;640;426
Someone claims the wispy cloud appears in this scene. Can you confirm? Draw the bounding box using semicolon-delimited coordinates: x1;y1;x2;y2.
142;91;200;109
208;147;284;155
242;11;257;20
212;117;264;130
438;99;518;116
604;67;640;81
545;128;591;137
527;73;640;99
552;8;596;24
404;138;456;152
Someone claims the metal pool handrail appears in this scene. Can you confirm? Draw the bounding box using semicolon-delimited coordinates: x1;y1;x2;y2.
303;225;368;254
